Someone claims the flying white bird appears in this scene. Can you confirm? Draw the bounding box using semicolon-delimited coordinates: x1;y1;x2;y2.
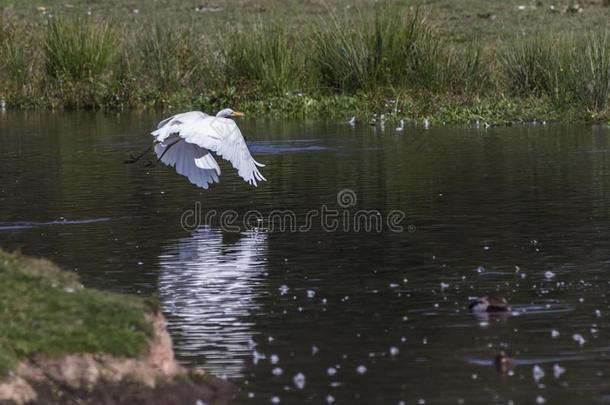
129;109;266;189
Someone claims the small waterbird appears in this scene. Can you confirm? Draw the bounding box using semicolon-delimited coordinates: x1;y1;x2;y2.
126;109;266;189
494;350;515;374
423;118;430;129
348;116;356;126
396;119;405;132
469;295;510;313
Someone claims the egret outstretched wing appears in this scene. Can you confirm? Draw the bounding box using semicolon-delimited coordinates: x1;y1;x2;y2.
152;112;266;187
154;134;220;189
180;117;265;186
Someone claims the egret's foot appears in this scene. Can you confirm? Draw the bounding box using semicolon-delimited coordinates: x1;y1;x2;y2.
125;144;155;164
124;153;138;164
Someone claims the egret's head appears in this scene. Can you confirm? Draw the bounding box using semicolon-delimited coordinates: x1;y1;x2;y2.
216;108;245;119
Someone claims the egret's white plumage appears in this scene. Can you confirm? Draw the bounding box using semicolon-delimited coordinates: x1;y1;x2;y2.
151;109;266;189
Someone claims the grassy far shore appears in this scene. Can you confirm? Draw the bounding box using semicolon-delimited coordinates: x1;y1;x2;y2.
2;0;610;124
0;249;152;376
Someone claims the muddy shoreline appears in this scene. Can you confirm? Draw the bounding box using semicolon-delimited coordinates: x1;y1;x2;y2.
0;312;235;405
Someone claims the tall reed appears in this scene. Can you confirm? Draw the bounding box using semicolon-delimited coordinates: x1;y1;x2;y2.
136;20;199;91
43;17;115;81
223;21;306;93
576;33;610;111
500;36;559;98
311;5;477;94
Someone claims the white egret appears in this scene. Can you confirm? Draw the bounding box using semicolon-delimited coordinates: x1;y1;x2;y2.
348;116;356;126
423;118;430;129
369;113;377;126
129;109;266;189
395;119;405;132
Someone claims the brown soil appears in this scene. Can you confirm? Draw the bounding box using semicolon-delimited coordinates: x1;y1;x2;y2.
0;313;236;405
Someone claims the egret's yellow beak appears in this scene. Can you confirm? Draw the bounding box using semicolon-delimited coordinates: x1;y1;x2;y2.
231;111;245;117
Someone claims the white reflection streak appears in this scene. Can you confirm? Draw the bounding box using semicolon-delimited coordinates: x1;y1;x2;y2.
158;229;268;378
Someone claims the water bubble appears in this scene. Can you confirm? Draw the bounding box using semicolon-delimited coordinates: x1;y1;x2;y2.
573;334;586;346
272;367;283;376
293;373;306;389
326;395;335;404
271;396;280;404
248;392;255;398
253;350;266;365
551;329;560;338
533;365;545;382
390;347;400;357
279;285;289;295
553;364;566;379
536;396;546;404
270;354;279;364
307;290;316;298
356;365;367;374
327;367;337;376
440;282;450;290
476;266;485;273
311;346;319;355
544;271;556;279
595;309;602;317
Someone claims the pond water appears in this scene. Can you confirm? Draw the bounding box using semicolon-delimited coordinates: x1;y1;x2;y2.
2;112;610;404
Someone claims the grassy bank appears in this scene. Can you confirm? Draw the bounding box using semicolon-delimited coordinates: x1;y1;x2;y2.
0;249;151;375
2;0;610;123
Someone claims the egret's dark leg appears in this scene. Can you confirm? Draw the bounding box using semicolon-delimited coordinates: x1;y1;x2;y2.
125;141;159;164
146;138;182;167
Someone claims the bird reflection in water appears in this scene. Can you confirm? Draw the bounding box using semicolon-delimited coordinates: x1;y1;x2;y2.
158;229;268;378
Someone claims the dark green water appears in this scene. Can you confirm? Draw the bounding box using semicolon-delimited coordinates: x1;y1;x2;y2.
2;112;610;404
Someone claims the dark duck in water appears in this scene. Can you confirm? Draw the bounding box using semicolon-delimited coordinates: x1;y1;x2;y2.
469;294;510;313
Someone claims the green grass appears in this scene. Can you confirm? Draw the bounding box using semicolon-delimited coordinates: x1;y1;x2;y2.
0;250;152;375
2;0;610;122
43;17;115;81
224;21;306;94
135;19;201;92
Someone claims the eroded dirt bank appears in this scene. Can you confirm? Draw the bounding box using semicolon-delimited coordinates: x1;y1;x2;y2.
0;312;235;405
